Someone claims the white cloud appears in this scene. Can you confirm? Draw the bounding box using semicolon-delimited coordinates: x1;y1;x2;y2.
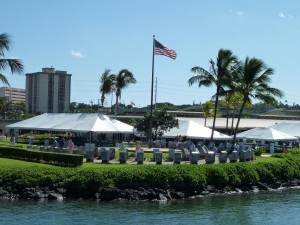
237;11;244;16
71;50;87;58
288;15;294;20
278;12;285;18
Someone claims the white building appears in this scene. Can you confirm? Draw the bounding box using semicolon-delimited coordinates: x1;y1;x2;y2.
0;87;26;104
26;67;71;113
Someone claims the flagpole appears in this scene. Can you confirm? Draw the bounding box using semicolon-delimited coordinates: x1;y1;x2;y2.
149;35;155;148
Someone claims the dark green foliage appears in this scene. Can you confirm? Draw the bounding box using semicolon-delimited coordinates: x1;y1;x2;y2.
254;148;263;156
233;164;259;186
0;151;300;195
0;146;83;167
136;109;178;139
205;165;229;188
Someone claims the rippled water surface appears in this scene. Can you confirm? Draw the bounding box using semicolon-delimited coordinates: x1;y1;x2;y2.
1;188;300;225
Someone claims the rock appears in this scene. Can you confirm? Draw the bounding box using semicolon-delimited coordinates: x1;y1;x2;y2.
48;192;64;200
20;187;46;199
0;188;9;198
56;188;66;194
170;190;185;199
158;193;167;201
99;187;121;201
234;188;242;193
257;182;272;191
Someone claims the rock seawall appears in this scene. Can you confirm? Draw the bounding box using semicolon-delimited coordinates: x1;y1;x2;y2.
1;179;300;201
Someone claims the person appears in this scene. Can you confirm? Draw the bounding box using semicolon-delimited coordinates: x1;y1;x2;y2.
10;135;16;145
67;139;74;154
53;138;58;148
135;142;142;159
283;142;288;154
189;141;196;151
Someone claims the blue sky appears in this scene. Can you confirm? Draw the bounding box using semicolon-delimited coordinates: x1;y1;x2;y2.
1;0;299;107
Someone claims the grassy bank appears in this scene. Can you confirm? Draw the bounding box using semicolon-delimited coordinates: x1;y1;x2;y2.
1;150;300;199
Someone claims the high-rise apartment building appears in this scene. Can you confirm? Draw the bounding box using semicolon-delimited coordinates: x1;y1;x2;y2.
0;87;26;104
26;67;71;113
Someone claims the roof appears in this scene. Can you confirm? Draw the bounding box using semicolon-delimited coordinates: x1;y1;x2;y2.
163;119;232;140
178;117;300;129
235;127;298;141
5;113;134;133
269;122;300;138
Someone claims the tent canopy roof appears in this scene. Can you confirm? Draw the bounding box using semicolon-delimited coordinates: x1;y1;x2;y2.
5;113;134;133
163;120;232;140
268;122;300;138
236;127;298;141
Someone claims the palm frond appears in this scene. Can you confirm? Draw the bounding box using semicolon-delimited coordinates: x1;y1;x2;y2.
0;73;10;86
0;33;10;56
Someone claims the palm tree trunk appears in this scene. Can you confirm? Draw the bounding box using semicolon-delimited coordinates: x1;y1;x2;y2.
101;95;105;113
115;94;119;118
226;107;229;134
232;100;247;145
210;87;220;142
230;108;235;135
205;117;207;127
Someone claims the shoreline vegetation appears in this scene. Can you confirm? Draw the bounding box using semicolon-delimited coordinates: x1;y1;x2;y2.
1;148;300;201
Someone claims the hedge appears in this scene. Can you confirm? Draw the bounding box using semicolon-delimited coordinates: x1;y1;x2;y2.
1;150;300;198
0;146;83;167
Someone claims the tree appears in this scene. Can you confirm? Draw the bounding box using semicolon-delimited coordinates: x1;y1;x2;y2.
219;92;244;134
99;69;116;112
136;109;178;140
0;33;24;85
0;97;12;118
231;57;284;145
13;101;27;118
201;101;215;127
115;69;136;117
188;49;237;142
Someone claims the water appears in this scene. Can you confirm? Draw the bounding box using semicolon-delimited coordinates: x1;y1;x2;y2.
1;188;300;225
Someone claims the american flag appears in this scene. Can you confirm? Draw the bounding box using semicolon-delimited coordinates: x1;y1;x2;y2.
154;40;177;60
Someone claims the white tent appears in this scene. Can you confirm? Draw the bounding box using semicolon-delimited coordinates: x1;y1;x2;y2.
235;127;298;141
5;113;134;133
269;122;300;138
162;120;232;140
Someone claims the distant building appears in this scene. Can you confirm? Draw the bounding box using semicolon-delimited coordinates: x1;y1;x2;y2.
0;87;26;104
26;67;71;113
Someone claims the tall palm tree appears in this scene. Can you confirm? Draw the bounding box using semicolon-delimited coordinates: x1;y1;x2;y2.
231;57;284;145
115;69;136;117
99;69;116;112
188;49;237;142
0;33;24;85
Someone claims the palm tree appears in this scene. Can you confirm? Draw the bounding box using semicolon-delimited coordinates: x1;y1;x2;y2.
231;57;284;145
115;69;136;117
219;92;244;134
188;49;237;142
99;69;116;112
0;33;24;85
201;101;215;127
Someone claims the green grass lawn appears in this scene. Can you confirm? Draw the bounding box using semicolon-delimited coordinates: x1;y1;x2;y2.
0;157;56;168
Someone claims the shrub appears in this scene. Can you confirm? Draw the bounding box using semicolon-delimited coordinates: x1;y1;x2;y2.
254;148;263;156
0;146;83;167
